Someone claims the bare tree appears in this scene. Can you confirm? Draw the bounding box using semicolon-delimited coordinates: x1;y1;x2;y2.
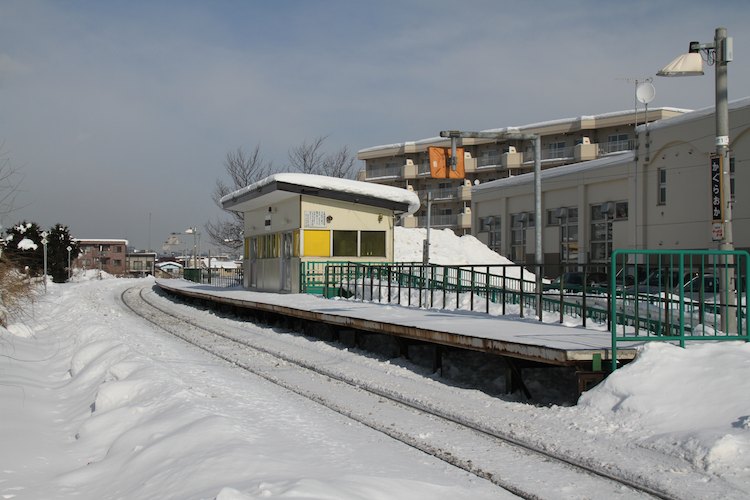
288;136;358;179
206;145;272;251
288;136;327;175
321;145;357;179
0;145;24;221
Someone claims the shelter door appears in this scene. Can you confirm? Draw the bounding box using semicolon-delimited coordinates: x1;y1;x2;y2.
281;232;293;292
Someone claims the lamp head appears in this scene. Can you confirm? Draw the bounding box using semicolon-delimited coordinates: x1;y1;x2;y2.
657;51;704;77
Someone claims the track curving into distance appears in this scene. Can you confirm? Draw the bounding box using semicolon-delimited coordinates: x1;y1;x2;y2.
120;284;689;500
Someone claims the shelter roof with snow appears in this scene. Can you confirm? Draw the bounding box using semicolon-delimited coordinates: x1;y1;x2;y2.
221;173;420;216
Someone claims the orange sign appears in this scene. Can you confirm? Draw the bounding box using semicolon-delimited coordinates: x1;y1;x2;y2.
428;146;465;179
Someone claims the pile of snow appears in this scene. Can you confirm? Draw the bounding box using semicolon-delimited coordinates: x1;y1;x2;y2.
395;227;516;266
579;341;750;475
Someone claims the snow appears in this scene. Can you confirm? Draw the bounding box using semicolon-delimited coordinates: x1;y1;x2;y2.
2;233;750;498
16;238;37;250
220;173;421;216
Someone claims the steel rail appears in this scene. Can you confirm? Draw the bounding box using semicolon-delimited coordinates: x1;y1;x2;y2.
121;284;681;500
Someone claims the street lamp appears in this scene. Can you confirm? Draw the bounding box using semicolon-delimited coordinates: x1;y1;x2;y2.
185;227;200;269
657;26;735;332
67;245;72;281
41;231;48;293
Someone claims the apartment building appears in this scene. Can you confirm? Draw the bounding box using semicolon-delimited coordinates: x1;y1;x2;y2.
126;251;157;277
73;239;128;276
357;108;687;236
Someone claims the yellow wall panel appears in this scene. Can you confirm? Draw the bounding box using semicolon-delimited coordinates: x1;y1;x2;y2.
303;230;330;257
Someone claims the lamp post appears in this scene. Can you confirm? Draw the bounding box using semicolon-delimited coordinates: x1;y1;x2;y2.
657;26;736;332
41;231;48;293
185;227;200;269
67;245;72;281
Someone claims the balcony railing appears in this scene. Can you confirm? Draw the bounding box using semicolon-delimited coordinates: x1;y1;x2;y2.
366;164;401;179
541;145;575;161
415;214;458;227
477;153;501;168
599;139;635;155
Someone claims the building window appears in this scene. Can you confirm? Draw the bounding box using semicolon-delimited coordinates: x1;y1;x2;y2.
657;168;667;205
614;201;628;220
590;204;615;263
510;213;528;263
360;231;386;257
556;207;579;263
333;230;357;257
480;216;501;252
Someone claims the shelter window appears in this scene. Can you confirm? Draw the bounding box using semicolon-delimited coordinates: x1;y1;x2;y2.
258;233;280;259
333;230;357;257
361;231;386;257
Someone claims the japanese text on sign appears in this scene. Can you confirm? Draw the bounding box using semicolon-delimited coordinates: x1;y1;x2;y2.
710;155;723;223
304;210;327;228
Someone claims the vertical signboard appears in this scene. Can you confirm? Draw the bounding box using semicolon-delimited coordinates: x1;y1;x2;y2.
710;154;724;241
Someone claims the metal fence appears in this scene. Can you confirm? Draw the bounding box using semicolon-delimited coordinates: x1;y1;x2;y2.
317;261;611;326
609;249;750;370
183;267;244;287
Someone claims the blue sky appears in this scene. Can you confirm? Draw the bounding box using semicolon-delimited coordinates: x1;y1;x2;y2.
1;0;749;251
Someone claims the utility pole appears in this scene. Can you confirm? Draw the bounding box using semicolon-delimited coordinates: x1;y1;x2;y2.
440;130;543;318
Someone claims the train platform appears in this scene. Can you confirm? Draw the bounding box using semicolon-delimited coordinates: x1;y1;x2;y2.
155;279;639;371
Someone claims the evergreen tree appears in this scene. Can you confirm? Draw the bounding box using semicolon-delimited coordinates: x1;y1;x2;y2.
2;221;44;275
47;224;80;283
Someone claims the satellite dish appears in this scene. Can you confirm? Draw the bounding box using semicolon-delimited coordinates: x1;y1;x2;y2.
636;82;655;104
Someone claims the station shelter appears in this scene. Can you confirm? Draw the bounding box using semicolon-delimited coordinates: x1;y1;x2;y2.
221;173;420;293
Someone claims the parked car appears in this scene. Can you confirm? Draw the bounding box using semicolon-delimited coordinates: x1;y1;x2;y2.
543;271;608;292
675;273;719;301
624;269;698;297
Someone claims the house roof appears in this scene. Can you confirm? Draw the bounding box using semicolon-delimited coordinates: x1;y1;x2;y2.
221;173;420;215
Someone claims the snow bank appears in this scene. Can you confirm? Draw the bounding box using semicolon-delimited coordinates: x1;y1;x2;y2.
395;227;516;266
0;279;504;499
579;342;750;474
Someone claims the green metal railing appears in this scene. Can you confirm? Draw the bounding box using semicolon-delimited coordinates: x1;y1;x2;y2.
299;261;397;297
317;261;611;325
610;249;750;370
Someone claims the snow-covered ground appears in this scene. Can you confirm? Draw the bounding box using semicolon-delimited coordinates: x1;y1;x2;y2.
2;229;750;498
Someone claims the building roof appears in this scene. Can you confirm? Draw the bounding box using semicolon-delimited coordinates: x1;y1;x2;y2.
357;107;691;159
473;151;635;193
221;173;421;215
75;239;129;245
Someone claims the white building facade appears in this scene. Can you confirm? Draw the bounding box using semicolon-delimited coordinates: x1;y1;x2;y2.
471;98;750;274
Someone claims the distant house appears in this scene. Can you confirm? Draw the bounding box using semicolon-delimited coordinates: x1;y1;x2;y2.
127;252;157;277
73;239;128;276
155;261;183;278
221;173;419;293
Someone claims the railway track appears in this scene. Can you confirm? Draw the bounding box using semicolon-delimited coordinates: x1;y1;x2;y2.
120;284;690;499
